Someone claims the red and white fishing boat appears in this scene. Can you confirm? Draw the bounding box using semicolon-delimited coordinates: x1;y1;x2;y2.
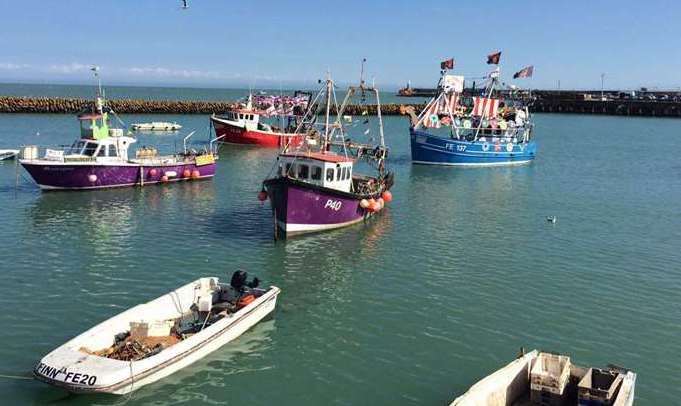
210;93;310;148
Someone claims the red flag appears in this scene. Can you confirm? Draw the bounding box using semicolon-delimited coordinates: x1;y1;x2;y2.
440;58;454;70
487;51;501;65
513;65;534;79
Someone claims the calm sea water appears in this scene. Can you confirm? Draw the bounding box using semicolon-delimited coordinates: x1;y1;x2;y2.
0;85;679;405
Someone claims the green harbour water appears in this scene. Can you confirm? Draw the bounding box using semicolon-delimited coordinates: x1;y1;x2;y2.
0;85;679;405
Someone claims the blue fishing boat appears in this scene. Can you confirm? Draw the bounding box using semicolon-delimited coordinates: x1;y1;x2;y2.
405;57;537;166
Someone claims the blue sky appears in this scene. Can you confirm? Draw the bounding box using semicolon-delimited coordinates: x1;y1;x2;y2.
1;0;680;90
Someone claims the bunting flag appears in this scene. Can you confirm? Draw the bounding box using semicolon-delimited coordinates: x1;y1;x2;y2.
447;92;459;113
472;97;499;118
513;65;534;79
487;51;501;65
440;58;454;70
421;96;442;128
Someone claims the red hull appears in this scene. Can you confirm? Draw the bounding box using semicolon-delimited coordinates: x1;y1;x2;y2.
211;117;303;148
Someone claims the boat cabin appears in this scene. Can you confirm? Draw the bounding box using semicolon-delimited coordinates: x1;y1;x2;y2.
78;112;112;140
66;135;135;161
278;152;353;193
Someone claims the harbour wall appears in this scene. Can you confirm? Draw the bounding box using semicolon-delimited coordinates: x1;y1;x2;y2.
2;95;681;118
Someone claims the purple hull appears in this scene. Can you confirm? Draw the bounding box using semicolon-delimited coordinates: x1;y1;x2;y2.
22;162;216;190
264;177;383;238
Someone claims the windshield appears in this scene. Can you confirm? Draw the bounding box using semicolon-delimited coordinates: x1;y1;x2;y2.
82;142;98;157
68;141;86;154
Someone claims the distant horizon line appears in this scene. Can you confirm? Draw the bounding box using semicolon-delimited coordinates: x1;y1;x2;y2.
1;79;680;93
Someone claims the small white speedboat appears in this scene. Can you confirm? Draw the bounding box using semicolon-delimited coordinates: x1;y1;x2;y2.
34;272;280;394
0;149;20;160
450;349;636;406
131;122;182;131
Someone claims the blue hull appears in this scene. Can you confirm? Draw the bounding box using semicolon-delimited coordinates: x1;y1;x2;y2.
410;129;537;166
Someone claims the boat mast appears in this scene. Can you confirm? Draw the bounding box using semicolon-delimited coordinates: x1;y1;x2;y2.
323;75;332;152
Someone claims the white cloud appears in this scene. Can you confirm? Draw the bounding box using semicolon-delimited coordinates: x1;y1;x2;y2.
0;62;31;70
47;63;91;74
124;66;225;80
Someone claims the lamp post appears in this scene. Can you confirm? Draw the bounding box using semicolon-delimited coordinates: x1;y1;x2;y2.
600;73;605;100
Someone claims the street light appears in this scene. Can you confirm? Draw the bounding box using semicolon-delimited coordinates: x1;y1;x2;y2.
600;73;605;100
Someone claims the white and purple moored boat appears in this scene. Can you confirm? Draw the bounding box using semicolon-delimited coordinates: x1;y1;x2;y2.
261;71;394;238
20;97;216;191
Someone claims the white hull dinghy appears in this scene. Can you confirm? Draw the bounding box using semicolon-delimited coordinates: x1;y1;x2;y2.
131;122;182;131
34;272;280;394
450;349;636;406
0;149;20;161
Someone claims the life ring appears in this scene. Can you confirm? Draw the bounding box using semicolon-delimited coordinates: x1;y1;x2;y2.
506;143;514;152
463;119;471;129
482;142;490;152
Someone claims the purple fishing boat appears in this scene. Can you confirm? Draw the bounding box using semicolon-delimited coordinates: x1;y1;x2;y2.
261;69;394;239
20;71;216;191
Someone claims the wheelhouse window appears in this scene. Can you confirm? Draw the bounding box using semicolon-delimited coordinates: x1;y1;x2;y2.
311;166;322;180
326;168;334;182
82;142;98;157
97;145;107;157
285;163;292;176
109;145;118;157
298;164;309;179
69;140;86;154
336;166;342;181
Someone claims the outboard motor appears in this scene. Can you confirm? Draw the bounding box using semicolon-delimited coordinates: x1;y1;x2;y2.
247;277;260;289
230;270;248;291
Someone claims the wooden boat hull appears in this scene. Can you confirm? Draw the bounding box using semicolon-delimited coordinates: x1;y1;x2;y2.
211;115;303;148
34;278;280;395
410;129;537;167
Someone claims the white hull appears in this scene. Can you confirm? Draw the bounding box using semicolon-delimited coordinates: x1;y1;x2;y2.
450;350;636;406
0;149;20;161
131;123;182;131
34;277;280;394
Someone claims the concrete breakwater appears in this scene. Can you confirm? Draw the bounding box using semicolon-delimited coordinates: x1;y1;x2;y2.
4;95;681;118
0;96;424;116
0;96;236;114
532;99;681;117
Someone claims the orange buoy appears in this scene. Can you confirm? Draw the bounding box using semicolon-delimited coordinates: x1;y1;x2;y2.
257;191;268;201
161;175;169;182
183;169;191;178
237;294;256;309
360;199;369;209
191;170;201;179
367;198;377;212
377;197;385;209
381;190;393;203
